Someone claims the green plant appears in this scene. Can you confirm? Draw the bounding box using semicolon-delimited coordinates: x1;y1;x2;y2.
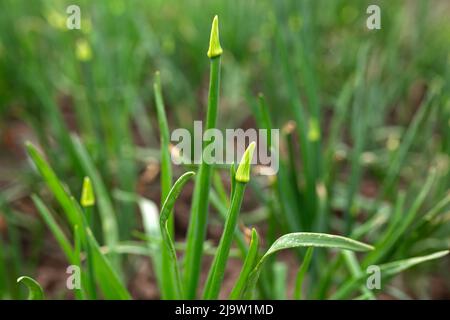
1;1;449;301
183;15;223;299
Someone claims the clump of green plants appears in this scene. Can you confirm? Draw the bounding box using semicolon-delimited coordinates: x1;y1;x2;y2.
7;15;447;301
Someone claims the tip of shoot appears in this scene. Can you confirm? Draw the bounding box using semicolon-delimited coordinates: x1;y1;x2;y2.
207;15;223;58
235;142;256;183
24;140;35;152
76;39;92;62
81;176;95;207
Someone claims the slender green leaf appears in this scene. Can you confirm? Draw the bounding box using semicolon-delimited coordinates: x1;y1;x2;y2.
160;171;195;299
183;15;223;299
333;250;449;299
85;228;131;300
294;247;314;300
26;142;81;229
71;136;120;271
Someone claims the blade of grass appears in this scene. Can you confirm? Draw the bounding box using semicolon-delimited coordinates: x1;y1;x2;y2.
139;197;164;296
154;70;178;299
333;250;449;299
230;228;260;299
242;232;373;299
17;276;44;300
0;197;23;299
272;261;288;300
364;169;436;266
344;44;370;234
153;71;174;235
342;251;376;300
71;136;121;272
160;171;195;299
184;15;223;299
80;178;97;299
378;88;437;199
73;225;86;300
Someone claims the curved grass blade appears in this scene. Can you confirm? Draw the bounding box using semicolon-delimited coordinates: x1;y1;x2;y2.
242;232;373;299
31;194;74;262
17;276;44;300
160;171;195;299
229;228;260;299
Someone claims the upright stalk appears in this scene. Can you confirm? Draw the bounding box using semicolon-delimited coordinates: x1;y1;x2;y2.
183;15;223;299
80;177;97;299
203;143;255;299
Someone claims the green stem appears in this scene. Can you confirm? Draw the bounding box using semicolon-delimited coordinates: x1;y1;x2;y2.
203;182;246;299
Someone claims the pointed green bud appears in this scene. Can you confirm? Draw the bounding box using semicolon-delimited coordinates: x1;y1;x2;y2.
235;142;256;183
307;117;321;142
207;15;223;58
81;177;95;207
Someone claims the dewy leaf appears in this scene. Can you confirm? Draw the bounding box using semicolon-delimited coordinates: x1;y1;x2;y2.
17;276;44;300
241;232;373;299
183;14;223;298
207;15;223;58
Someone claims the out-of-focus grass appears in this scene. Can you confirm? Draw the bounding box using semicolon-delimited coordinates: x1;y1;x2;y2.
0;0;449;299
